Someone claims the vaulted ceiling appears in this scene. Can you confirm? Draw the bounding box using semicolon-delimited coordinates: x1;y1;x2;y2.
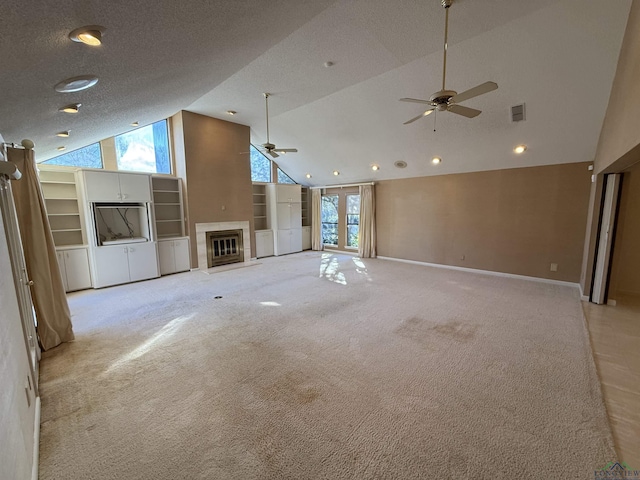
0;0;632;185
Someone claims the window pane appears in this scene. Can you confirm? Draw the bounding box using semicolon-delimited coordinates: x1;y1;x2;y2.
277;168;296;184
115;120;171;174
250;145;271;182
346;194;360;248
42;143;102;168
321;195;339;246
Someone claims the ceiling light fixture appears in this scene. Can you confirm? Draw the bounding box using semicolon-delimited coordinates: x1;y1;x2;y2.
226;110;237;116
394;160;407;169
371;164;380;171
333;170;340;176
432;157;442;165
69;25;106;46
57;146;66;151
56;131;70;137
131;121;139;127
324;61;335;68
59;103;81;114
54;75;98;93
514;144;527;154
306;173;312;179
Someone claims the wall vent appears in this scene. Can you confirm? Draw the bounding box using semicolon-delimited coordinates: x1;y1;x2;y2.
511;103;526;122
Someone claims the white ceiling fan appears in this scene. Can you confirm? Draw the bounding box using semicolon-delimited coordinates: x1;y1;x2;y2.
257;93;298;158
401;0;498;125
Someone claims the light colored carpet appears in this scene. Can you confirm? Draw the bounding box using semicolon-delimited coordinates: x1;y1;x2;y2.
38;252;615;479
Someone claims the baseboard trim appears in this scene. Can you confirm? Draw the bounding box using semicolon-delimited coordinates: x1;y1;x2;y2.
579;284;590;302
377;256;580;289
31;395;41;480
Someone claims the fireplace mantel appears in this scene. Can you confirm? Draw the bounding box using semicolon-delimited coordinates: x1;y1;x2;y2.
195;221;251;270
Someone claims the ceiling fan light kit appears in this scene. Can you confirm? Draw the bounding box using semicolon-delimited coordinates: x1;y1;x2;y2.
401;0;498;125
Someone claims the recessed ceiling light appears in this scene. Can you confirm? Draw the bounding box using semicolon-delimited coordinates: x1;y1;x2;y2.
226;110;237;116
371;164;380;171
57;146;66;151
305;173;312;179
324;61;335;68
56;131;70;138
69;25;106;46
333;170;340;176
59;103;81;114
432;157;442;165
54;75;98;93
131;121;139;127
514;144;527;154
394;160;407;169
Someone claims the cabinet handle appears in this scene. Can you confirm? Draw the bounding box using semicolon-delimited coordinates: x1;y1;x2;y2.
122;193;128;199
117;193;122;199
129;247;135;252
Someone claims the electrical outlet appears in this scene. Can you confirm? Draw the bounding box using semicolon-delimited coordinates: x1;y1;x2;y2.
550;263;558;272
461;254;465;261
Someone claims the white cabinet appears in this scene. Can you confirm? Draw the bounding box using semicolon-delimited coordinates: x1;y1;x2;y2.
84;171;151;203
56;247;92;292
277;229;302;255
255;230;274;258
267;184;303;256
91;242;158;288
302;226;311;251
158;237;190;275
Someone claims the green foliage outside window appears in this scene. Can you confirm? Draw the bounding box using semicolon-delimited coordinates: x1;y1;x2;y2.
250;145;271;182
42;143;102;168
322;195;339;246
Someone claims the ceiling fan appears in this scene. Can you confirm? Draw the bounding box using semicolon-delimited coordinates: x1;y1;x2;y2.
400;0;498;125
257;93;298;158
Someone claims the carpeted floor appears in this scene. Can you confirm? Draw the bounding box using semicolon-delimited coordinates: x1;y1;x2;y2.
38;252;615;479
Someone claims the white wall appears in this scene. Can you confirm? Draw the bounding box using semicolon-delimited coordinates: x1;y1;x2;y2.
0;205;36;480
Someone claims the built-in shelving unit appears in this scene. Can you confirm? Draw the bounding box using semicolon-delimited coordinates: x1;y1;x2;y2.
152;176;185;238
252;183;268;231
301;187;310;227
38;167;85;247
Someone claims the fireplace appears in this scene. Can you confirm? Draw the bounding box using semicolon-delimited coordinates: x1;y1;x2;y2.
206;229;243;268
195;221;251;271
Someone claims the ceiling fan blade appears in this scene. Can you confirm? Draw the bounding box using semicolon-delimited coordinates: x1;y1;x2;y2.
403;109;435;125
276;148;298;153
450;81;498;104
268;150;279;159
399;97;434;105
447;104;482;118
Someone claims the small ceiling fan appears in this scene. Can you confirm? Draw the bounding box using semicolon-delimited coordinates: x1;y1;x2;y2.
401;0;498;125
256;93;298;158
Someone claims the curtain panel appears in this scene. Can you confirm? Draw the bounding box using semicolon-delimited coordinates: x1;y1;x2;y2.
358;184;376;258
311;188;323;251
9;147;74;350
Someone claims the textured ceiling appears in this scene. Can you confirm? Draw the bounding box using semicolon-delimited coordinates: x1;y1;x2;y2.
0;0;632;186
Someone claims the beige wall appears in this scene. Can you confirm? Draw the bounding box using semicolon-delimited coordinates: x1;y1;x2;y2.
376;163;592;282
609;165;640;297
594;0;640;175
581;1;640;295
172;111;254;266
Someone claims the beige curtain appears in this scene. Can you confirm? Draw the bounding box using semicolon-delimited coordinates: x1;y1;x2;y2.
8;147;74;350
311;188;323;251
358;184;376;258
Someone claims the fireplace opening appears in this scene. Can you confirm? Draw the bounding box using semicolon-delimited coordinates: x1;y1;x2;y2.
206;229;244;268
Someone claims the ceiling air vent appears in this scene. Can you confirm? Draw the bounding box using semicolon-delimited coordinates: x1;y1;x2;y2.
511;103;526;122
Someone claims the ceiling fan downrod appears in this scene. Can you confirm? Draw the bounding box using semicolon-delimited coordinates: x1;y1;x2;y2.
264;92;271;145
442;0;452;91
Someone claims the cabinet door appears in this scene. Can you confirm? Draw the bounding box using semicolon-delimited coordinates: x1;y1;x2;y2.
289;202;302;229
255;231;274;258
276;230;291;256
84;171;121;202
63;248;92;291
290;229;302;253
173;238;191;273
276;184;300;203
302;226;311;251
56;252;68;292
92;246;130;288
158;240;175;275
127;242;159;282
119;173;151;202
276;203;292;230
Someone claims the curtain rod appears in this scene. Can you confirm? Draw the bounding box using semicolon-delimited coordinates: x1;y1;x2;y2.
310;182;375;190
